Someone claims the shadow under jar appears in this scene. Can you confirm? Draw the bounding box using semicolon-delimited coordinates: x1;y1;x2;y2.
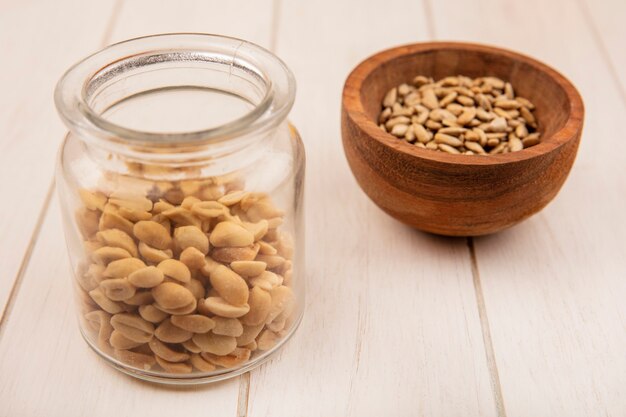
54;33;305;384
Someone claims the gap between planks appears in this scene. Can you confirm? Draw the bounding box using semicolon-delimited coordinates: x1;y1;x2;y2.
269;0;282;54
422;0;508;413
0;0;125;338
421;0;436;41
467;238;507;417
0;181;54;338
237;372;251;417
245;1;513;415
236;0;283;414
100;0;125;46
0;2;520;415
0;1;268;414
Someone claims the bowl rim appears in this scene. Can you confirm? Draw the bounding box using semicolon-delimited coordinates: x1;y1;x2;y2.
342;41;584;166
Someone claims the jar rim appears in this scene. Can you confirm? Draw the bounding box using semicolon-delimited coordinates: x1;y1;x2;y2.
54;33;296;148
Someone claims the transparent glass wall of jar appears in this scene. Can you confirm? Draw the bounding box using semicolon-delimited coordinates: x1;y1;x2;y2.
54;34;305;384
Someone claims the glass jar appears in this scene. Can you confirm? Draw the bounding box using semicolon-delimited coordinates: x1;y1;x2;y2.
54;34;305;384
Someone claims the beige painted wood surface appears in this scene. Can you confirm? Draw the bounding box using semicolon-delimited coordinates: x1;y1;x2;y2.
0;200;240;417
580;0;626;97
0;0;624;416
108;0;274;47
246;1;496;416
430;0;626;416
0;0;117;321
0;0;272;415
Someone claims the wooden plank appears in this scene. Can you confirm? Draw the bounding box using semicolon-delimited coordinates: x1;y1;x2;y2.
245;1;498;416
578;0;626;95
107;0;273;47
0;0;118;322
430;0;626;416
0;0;273;415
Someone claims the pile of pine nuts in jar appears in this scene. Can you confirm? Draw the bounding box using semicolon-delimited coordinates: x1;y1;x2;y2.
75;173;295;374
378;75;540;155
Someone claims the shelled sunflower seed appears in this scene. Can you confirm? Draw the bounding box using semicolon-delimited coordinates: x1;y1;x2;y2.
378;75;540;155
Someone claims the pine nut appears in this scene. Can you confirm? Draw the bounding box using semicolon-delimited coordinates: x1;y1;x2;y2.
380;75;539;155
96;229;138;257
76;180;296;374
266;286;295;325
256;329;280;351
110;313;154;343
128;266;164;288
155;319;193;343
84;310;113;343
201;348;251;368
174;225;209;254
171;315;216;334
152;282;195;310
190;353;216;372
88;288;124;314
155;356;192;374
99;211;134;236
109;330;142;350
241;286;272;326
236;323;265;347
183;339;203;354
162;207;202;229
91;246;132;265
149;338;190;363
114;349;155;370
210;222;254;248
230;261;267;277
79;189;107;211
124;290;154;306
212;317;244;337
211;245;259;263
438;143;461;154
139;304;169;323
464;141;486;154
434;133;463;147
202;297;250;318
192;332;237;356
522;132;541;147
383;87;397;107
133;221;172;250
179;247;206;270
103;258;146;278
209;265;249;306
157;259;191;284
509;136;524;152
100;278;136;301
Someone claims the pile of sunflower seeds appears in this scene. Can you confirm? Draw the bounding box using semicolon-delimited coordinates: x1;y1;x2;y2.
378;75;540;155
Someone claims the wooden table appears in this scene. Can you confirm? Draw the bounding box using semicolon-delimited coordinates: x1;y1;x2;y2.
0;0;624;416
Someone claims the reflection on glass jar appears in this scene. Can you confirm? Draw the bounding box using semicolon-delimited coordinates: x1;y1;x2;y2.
54;34;305;384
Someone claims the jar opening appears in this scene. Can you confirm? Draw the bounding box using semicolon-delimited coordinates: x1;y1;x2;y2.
102;87;255;134
55;34;295;152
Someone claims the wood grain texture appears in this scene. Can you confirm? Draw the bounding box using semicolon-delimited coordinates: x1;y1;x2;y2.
430;0;626;415
245;1;497;416
578;0;626;100
0;0;623;416
342;42;584;236
107;0;274;47
0;0;273;416
0;0;118;322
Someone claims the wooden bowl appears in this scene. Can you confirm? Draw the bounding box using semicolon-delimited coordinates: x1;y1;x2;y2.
341;42;584;236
